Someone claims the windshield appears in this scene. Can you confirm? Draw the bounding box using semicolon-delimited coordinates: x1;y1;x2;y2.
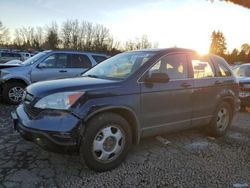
21;52;46;65
83;51;156;80
233;65;250;77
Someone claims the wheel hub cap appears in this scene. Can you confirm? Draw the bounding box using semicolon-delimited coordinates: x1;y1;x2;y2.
103;136;116;152
93;126;125;163
8;87;24;102
216;107;229;130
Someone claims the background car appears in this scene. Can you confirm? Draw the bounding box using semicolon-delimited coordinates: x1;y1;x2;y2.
0;50;109;104
232;63;250;111
0;52;22;64
5;59;23;65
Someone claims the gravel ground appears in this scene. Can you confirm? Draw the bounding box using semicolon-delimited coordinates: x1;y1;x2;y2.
0;103;249;188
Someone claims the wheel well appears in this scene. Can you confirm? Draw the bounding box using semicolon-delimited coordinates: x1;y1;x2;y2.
86;108;140;145
4;79;28;87
221;98;234;114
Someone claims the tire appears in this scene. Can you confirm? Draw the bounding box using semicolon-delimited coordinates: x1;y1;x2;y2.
207;102;233;137
3;82;26;105
79;112;132;172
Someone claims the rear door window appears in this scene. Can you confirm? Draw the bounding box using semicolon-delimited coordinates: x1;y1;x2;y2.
92;55;108;63
71;54;92;68
191;56;215;79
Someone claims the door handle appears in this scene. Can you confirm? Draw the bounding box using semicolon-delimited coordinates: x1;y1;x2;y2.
181;82;192;87
59;70;67;73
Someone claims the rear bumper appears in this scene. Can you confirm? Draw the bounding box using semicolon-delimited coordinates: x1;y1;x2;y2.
11;105;81;151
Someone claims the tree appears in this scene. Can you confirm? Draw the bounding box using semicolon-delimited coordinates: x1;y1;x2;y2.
13;26;44;48
0;21;10;45
241;43;250;55
209;0;250;9
61;19;74;49
44;22;60;49
209;31;227;56
124;35;157;51
223;0;250;8
92;24;112;51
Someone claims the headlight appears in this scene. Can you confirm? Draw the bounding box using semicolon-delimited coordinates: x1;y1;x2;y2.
34;92;84;110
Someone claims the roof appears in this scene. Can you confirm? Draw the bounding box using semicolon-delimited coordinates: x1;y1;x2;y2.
43;50;108;56
130;48;197;54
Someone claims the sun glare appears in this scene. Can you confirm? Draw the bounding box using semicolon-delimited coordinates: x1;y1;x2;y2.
196;47;209;56
192;44;210;56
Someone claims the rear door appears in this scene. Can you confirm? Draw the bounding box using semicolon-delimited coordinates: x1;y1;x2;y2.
189;54;218;126
66;54;93;77
30;53;71;82
140;53;194;136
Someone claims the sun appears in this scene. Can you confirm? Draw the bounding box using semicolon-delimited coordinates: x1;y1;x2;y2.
194;45;210;56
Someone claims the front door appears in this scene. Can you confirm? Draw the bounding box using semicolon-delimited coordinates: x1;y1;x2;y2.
140;53;193;136
31;53;71;83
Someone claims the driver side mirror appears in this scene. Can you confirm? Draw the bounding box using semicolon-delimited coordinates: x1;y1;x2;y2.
37;62;47;69
144;72;170;83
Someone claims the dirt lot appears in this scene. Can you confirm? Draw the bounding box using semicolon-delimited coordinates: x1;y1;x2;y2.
0;104;249;188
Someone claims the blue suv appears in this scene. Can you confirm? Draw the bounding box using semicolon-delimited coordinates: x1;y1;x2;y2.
11;48;239;171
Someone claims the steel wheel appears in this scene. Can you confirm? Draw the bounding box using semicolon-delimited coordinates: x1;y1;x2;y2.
8;86;25;103
216;107;229;131
92;125;125;163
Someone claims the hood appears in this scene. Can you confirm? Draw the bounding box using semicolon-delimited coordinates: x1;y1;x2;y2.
5;60;22;65
0;64;23;69
26;77;119;97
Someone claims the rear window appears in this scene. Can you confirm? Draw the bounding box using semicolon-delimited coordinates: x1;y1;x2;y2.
14;53;21;57
1;53;21;57
1;53;10;57
92;55;108;63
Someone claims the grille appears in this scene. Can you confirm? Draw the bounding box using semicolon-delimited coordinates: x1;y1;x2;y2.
23;103;43;118
23;92;43;118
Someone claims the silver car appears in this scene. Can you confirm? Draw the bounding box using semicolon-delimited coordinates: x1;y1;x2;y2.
0;50;109;104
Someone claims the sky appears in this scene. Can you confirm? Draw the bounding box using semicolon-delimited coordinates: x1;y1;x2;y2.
0;0;250;53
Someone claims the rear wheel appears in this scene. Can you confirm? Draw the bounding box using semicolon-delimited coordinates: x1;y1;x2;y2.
3;82;26;105
207;102;233;137
79;112;132;172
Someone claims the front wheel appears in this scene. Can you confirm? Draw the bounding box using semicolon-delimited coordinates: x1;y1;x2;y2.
207;102;233;137
79;112;132;172
2;82;26;105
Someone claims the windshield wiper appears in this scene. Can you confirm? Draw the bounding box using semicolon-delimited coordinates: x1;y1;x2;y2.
85;74;99;78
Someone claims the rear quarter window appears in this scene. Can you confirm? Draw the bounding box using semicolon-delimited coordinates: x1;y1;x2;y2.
212;57;232;77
